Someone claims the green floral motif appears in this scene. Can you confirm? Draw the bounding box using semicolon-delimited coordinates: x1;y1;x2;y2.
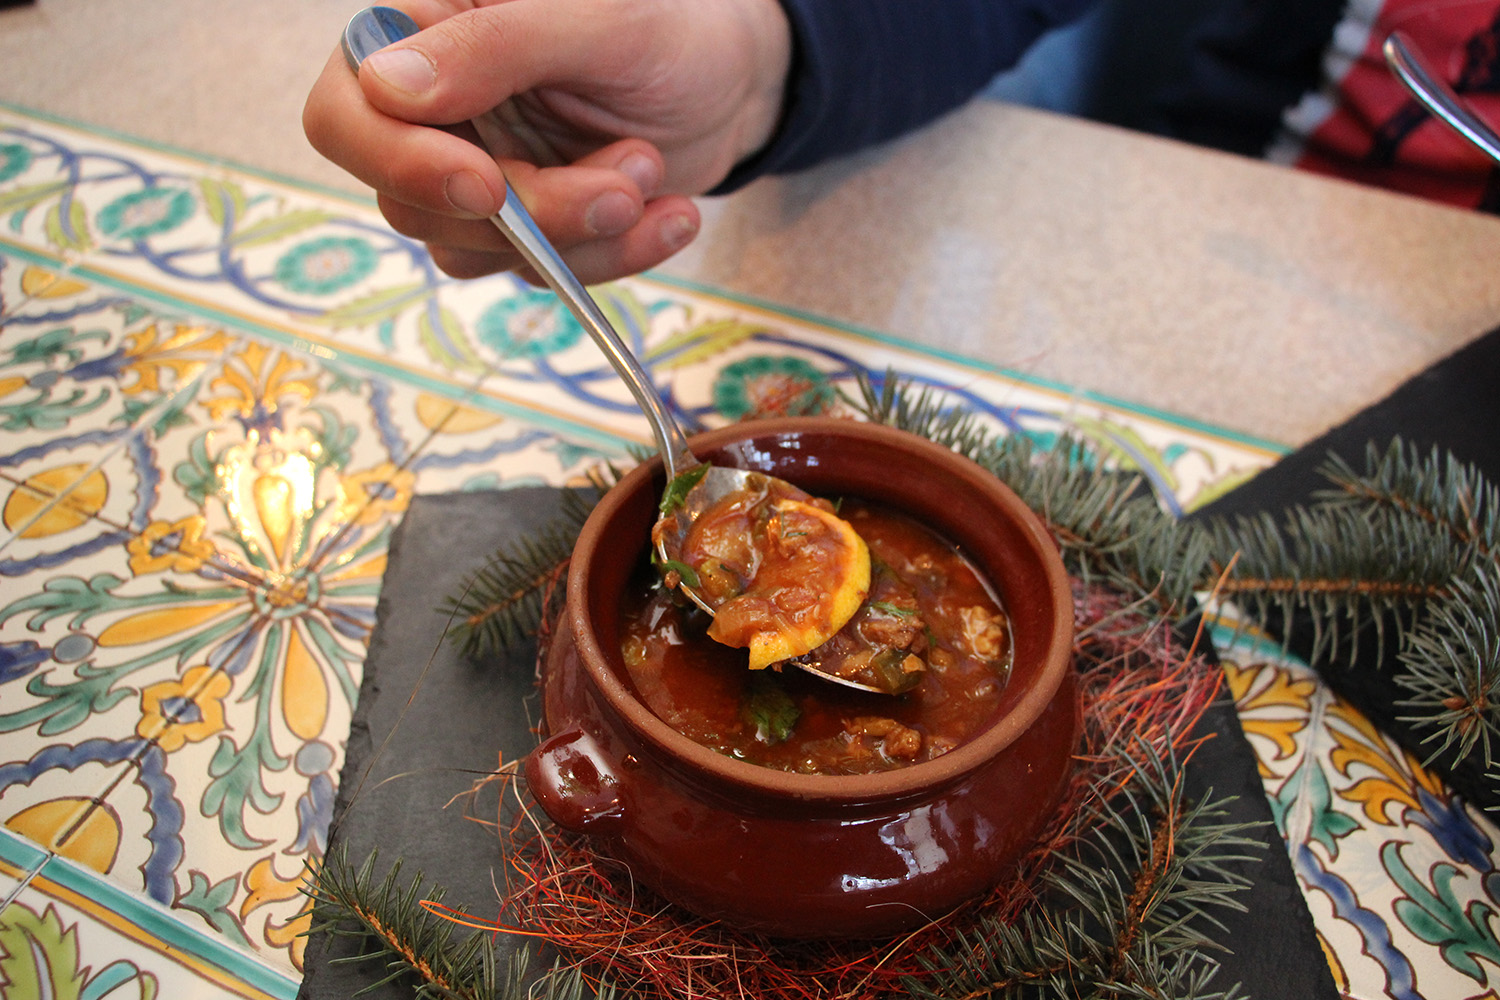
273;236;378;295
0;901;159;1000
175;870;254;948
476;287;584;358
1069;415;1182;496
1271;756;1360;858
97;186;194;241
0;325;113;432
712;355;834;420
0;142;32;185
1384;841;1500;981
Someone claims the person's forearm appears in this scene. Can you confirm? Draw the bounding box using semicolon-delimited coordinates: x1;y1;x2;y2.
714;0;1098;192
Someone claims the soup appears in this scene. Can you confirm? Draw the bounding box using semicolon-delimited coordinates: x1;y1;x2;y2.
620;499;1013;774
656;471;872;673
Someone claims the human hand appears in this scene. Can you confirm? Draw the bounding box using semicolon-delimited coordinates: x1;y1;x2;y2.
303;0;791;284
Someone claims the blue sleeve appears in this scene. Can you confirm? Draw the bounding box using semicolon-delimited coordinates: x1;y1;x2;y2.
713;0;1098;192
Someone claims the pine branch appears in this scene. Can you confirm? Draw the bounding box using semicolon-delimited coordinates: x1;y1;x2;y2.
305;846;608;1000
845;370;995;459
1319;439;1500;563
902;741;1258;1000
1206;504;1459;664
304;847;497;999
1207;435;1500;800
1213;437;1489;664
975;432;1211;617
1396;569;1500;767
849;372;1211;618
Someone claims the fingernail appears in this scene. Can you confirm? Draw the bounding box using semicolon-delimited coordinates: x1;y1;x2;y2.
366;46;436;95
617;152;660;196
585;190;638;236
661;212;698;251
444;170;495;216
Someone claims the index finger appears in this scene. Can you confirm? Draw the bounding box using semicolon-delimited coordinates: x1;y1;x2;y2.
303;43;506;219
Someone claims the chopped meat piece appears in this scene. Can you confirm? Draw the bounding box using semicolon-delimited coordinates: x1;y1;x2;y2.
845;716;924;760
960;605;1008;661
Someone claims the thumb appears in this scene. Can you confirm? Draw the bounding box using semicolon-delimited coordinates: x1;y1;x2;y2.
358;1;624;129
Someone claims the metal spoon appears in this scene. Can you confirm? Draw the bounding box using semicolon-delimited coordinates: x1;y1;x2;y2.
1384;30;1500;165
342;7;884;692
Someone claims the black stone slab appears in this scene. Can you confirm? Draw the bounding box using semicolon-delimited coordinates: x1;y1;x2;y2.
301;482;1337;999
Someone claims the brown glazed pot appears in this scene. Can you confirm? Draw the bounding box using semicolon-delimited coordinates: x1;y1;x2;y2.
525;418;1078;939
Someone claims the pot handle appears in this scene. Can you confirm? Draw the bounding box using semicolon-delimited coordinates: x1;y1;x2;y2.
524;729;626;834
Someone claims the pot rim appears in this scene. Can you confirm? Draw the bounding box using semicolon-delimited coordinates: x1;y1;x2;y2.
567;418;1073;804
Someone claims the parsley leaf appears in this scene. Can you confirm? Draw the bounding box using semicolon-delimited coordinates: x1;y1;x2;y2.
659;463;711;513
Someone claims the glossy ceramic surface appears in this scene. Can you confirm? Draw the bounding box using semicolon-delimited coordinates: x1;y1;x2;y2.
528;419;1078;938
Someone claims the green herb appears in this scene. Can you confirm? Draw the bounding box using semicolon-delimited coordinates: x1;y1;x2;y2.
740;674;800;744
659;463;710;513
869;601;915;617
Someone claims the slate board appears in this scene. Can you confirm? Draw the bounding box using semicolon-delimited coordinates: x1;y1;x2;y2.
1192;323;1500;811
300;484;1337;999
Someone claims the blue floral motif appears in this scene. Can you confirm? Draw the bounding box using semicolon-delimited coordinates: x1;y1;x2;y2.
476;288;584;358
712;355;834;420
0;640;47;684
274;236;378;295
291;740;336;855
97;186;195;241
0;143;32;185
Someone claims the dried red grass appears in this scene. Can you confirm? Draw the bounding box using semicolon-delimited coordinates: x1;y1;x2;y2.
435;582;1224;1000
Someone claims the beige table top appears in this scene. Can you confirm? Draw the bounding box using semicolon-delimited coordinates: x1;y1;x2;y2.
3;0;1499;448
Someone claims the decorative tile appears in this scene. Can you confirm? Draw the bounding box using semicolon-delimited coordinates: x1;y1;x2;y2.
1;112;1281;518
0;273;226;562
0;257;122;334
0;751;128;875
0;122;99;267
0;829;44;906
1223;640;1500;1000
343;375;621;495
0;828;297;999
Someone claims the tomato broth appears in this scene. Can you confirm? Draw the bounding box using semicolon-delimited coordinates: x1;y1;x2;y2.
619;499;1013;775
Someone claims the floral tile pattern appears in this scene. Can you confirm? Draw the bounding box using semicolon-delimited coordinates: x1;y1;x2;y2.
0;102;1491;999
1219;629;1500;1000
0;828;298;998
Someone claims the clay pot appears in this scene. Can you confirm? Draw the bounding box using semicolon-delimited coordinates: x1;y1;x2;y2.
525;418;1077;939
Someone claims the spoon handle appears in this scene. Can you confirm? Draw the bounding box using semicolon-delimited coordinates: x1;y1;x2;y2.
489;171;696;478
341;6;696;479
1383;31;1500;165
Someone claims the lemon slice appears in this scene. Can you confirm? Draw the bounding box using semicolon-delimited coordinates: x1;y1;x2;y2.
706;498;872;669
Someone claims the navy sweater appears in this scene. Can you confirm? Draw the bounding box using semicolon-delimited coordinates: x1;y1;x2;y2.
712;0;1500;211
716;0;1096;191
